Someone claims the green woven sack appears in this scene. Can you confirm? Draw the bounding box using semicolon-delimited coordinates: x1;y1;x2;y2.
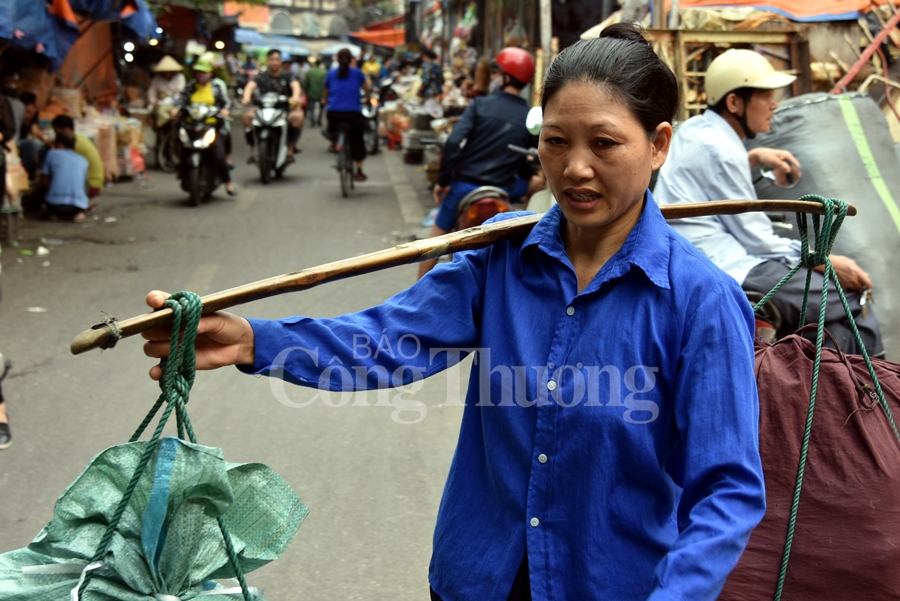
0;438;308;600
0;292;308;600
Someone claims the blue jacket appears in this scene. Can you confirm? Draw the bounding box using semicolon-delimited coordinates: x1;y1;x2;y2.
438;91;535;189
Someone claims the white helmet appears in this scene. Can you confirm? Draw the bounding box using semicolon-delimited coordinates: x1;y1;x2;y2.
705;49;796;106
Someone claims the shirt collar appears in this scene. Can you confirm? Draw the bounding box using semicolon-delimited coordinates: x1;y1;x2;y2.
521;192;672;290
702;109;744;147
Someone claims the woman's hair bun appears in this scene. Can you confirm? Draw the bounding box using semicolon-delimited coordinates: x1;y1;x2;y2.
599;22;650;45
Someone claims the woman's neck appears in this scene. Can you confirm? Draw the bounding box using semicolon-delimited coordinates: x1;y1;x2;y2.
562;198;645;293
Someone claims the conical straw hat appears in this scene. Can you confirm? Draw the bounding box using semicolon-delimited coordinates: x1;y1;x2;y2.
153;56;183;72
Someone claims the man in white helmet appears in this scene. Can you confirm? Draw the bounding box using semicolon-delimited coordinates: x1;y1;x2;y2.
654;48;882;356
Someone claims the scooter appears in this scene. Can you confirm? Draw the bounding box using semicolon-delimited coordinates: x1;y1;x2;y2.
424;136;515;231
453;186;514;230
177;103;222;207
515;107;557;213
507;143;556;213
377;77;399;103
361;92;380;156
251;92;291;184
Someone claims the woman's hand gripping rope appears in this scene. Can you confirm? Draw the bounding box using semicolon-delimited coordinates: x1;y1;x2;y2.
142;290;256;380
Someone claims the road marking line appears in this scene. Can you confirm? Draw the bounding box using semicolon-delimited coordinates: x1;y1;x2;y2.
383;151;426;224
233;188;258;211
395;184;426;224
185;263;219;294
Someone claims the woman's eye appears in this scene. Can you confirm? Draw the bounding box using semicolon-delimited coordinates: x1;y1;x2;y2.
594;138;616;148
543;137;565;146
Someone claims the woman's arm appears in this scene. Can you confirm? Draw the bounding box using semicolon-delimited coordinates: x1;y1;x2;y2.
144;248;488;387
648;279;766;601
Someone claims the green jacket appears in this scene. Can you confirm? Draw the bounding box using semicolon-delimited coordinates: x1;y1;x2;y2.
304;67;327;101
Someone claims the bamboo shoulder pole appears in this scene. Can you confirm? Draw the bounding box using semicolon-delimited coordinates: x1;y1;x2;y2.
70;200;856;355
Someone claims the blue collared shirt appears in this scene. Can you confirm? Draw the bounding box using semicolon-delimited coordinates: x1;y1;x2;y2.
653;110;801;284
245;196;765;601
42;148;89;209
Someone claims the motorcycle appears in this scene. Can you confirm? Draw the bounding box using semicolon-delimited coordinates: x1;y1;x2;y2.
361;92;380;156
377;77;399;103
453;185;514;230
507;143;556;213
423;136;515;231
360;78;400;156
177;103;223;207
251;92;291;184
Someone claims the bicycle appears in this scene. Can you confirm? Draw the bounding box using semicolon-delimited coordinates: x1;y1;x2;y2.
334;124;354;197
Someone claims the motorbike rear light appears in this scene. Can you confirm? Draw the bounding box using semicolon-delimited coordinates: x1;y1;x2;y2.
465;200;509;228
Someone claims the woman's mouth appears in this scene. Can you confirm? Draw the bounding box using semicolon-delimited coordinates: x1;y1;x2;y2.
564;189;602;205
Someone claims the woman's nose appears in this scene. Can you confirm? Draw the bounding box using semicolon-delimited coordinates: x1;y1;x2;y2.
563;147;594;181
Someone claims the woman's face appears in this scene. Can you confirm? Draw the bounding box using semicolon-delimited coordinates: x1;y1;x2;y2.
194;71;211;84
539;82;671;234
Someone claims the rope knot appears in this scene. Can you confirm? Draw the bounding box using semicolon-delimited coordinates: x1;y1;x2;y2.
795;194;848;269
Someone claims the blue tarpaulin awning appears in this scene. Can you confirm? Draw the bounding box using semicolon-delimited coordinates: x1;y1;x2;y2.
235;27;266;45
121;0;159;43
249;33;310;56
318;42;361;59
0;0;59;59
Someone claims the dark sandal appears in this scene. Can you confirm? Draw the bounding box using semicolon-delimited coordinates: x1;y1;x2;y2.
0;422;11;450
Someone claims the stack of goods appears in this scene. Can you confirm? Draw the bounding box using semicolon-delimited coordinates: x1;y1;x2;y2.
387;108;409;150
78;112;147;181
402;108;436;163
51;88;84;119
114;119;145;178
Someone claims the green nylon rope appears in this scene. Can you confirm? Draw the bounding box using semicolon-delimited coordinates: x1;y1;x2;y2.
77;291;258;601
752;195;900;601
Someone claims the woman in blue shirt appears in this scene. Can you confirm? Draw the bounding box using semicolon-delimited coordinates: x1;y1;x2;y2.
144;24;765;601
323;48;371;181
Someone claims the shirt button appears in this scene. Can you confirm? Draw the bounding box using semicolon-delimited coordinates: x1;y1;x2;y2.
538;453;548;464
566;306;575;316
530;517;540;527
547;380;557;391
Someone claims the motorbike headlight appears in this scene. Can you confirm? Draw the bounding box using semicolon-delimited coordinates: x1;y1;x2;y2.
201;128;216;147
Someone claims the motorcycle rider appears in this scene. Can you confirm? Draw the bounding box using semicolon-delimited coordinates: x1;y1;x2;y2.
242;48;305;161
149;55;186;170
654;49;882;355
173;56;236;196
148;55;186;107
416;47;536;280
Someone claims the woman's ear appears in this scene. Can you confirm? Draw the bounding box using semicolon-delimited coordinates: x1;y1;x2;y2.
650;122;672;171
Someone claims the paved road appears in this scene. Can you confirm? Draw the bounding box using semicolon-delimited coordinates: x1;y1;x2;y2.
0;120;471;600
